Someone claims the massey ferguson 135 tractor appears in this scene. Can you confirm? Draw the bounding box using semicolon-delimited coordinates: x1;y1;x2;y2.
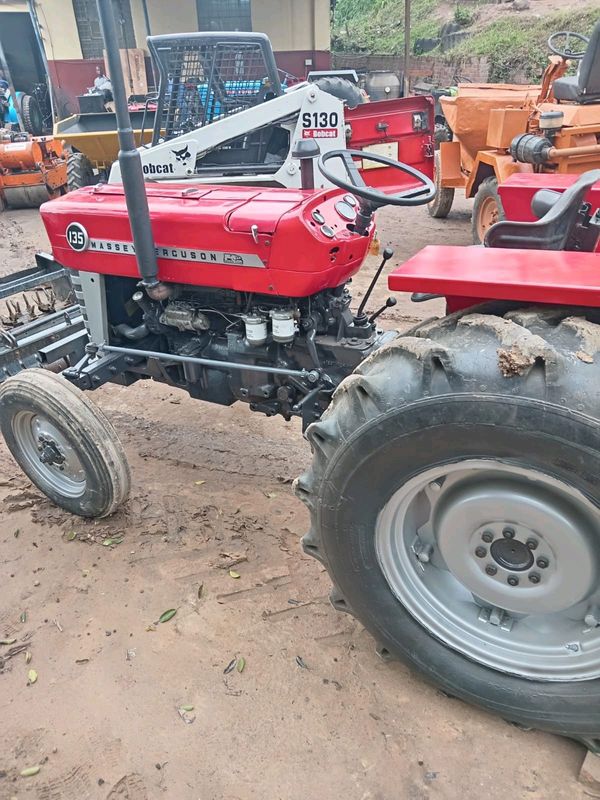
1;0;600;751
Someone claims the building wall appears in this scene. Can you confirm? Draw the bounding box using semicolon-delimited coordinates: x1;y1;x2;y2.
251;0;329;52
0;0;83;59
130;0;198;47
0;0;331;112
1;0;330;57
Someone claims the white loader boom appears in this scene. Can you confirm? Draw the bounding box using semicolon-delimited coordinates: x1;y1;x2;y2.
108;83;349;189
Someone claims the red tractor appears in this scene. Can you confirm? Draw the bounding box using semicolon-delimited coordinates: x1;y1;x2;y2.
1;0;600;751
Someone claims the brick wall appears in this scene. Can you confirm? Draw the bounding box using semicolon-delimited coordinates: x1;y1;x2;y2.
333;52;491;89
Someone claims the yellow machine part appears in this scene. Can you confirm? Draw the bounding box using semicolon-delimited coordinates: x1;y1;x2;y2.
54;114;154;170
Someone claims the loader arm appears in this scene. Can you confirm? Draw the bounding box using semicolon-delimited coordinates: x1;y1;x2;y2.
108;83;349;190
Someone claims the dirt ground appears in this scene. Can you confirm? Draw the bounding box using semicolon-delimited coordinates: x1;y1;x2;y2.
0;198;591;800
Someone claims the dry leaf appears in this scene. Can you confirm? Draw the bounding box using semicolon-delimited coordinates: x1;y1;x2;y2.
229;570;240;579
27;669;38;685
158;608;177;623
223;658;237;674
25;651;32;664
194;480;206;486
237;657;246;673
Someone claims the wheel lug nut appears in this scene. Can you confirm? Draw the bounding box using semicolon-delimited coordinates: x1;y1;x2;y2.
481;531;493;544
507;575;519;587
475;546;487;558
526;538;538;550
528;572;541;584
536;557;549;569
485;564;497;576
502;527;515;539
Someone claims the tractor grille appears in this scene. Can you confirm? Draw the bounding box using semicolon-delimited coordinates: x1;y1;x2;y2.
148;32;282;142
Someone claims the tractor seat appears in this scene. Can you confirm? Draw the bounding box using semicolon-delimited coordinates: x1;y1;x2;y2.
484;169;600;250
553;21;600;104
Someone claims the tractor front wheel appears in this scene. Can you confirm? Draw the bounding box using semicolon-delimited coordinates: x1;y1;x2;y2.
0;370;130;517
472;176;505;244
296;307;600;749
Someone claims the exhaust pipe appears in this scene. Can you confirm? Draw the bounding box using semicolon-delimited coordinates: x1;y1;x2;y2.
96;0;171;301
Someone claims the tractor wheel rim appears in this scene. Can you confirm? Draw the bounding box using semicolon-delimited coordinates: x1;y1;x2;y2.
12;411;86;498
477;196;499;240
375;460;600;680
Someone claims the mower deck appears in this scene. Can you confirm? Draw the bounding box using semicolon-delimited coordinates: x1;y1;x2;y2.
388;245;600;307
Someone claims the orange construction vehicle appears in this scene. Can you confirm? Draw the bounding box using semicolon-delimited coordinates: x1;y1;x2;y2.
429;23;600;242
0;130;68;211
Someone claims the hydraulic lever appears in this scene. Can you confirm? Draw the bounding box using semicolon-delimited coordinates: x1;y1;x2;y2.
369;297;397;324
355;247;394;323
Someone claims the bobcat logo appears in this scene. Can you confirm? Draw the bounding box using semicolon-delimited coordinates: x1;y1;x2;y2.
171;145;192;163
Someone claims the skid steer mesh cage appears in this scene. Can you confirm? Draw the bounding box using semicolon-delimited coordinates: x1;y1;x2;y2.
147;32;283;143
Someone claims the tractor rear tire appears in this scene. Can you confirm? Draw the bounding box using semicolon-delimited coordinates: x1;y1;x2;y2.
427;150;454;218
66;152;95;192
472;176;505;244
0;369;130;518
312;76;365;109
295;307;600;750
20;94;43;136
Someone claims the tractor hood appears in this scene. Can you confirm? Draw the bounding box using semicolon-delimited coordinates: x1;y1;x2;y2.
40;183;372;297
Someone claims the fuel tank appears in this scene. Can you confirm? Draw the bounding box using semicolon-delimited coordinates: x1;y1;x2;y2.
40;183;373;297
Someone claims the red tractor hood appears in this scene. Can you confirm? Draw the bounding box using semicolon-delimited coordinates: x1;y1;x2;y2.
40;183;372;297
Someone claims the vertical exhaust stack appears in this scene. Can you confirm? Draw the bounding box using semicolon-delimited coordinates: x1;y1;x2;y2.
96;0;170;301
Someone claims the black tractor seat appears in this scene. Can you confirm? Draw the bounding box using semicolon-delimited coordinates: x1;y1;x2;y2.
553;20;600;104
484;169;600;251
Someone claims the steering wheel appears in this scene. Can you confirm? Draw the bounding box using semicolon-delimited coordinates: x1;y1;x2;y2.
319;149;435;235
548;30;589;60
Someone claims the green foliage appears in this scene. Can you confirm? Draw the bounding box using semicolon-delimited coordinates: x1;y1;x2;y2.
453;6;474;28
332;0;444;53
332;0;598;85
450;6;599;82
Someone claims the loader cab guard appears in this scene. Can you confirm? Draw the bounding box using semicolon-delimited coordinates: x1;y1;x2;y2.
147;32;283;144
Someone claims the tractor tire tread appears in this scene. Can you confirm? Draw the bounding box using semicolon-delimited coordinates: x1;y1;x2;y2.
20;94;43;136
67;152;95;192
428;150;454;218
312;76;365;108
295;305;600;746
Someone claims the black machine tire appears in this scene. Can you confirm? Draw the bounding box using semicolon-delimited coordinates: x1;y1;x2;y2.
0;369;130;518
295;307;600;750
20;94;43;136
434;118;452;146
66;152;96;192
472;176;505;244
312;76;365;109
427;150;454;218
